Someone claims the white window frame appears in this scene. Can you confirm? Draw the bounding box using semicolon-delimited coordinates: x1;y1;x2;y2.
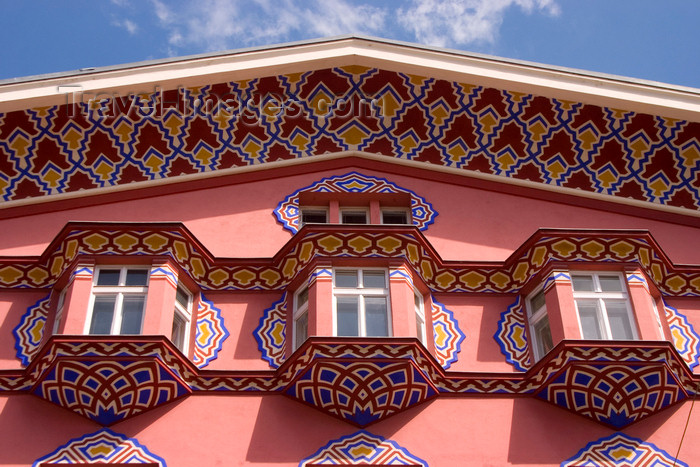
414;291;427;345
381;208;411;225
572;272;638;340
526;288;553;361
84;266;149;335
171;284;192;353
299;207;329;226
333;268;392;337
293;285;310;350
340;207;369;225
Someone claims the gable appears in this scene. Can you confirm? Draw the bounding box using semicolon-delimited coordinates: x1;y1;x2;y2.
0;38;699;218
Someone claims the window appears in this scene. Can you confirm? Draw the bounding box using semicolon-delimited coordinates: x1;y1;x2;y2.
294;285;309;350
334;269;390;337
52;289;66;334
572;273;637;340
414;291;426;345
341;208;368;224
86;267;149;335
171;284;192;352
300;208;328;226
381;209;410;225
526;289;553;360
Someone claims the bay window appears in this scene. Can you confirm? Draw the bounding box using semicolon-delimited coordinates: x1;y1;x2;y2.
294;285;309;349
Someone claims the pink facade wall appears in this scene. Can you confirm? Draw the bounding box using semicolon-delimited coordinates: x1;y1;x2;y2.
1;159;699;466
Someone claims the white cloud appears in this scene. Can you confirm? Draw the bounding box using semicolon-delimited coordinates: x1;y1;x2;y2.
139;0;558;53
112;18;138;35
397;0;560;47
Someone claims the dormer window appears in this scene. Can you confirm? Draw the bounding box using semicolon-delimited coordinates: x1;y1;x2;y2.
572;272;637;340
382;208;410;225
340;208;368;224
86;267;149;335
300;208;328;226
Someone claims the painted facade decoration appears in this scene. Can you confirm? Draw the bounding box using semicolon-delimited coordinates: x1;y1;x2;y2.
299;430;428;466
193;293;229;368
32;428;167;466
562;433;688;467
13;294;50;366
1;68;699;214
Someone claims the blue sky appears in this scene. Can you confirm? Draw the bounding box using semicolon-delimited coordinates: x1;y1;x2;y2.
1;0;699;88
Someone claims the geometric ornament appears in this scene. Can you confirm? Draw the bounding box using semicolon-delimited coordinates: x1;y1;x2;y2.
299;430;428;466
13;294;51;367
561;432;688;467
431;298;465;369
286;358;438;427
254;293;287;369
536;362;687;429
274;172;438;233
32;428;167;466
493;296;530;372
663;300;700;370
193;293;230;368
32;357;191;426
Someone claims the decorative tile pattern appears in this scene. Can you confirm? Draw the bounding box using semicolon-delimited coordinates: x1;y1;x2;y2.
494;296;530;372
562;432;688;467
13;294;51;366
286;359;437;426
33;428;167;466
1;67;699;214
193;293;229;368
33;358;191;425
532;344;690;429
274;172;437;233
5;224;700;299
299;430;428;466
430;299;465;369
254;293;287;368
662;300;700;370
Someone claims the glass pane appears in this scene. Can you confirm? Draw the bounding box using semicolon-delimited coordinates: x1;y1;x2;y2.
534;317;553;356
297;286;309;308
416;315;426;344
96;269;120;286
120;296;145;334
365;296;388;337
363;271;386;288
175;285;189;308
529;290;546;315
301;210;327;224
335;271;358;288
336;296;359;336
125;269;149;286
606;300;634;339
171;313;186;351
89;296;116;334
382;210;408;224
341;211;367;224
577;300;602;339
295;312;308;349
572;275;594;292
599;275;623;292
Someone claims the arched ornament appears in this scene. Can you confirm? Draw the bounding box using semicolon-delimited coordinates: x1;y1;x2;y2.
562;432;687;467
33;428;167;466
299;430;428;466
274;172;438;233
